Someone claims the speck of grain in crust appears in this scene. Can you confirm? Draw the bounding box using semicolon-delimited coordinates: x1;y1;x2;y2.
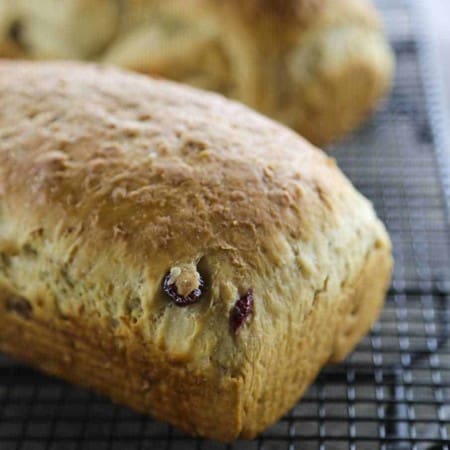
111;186;128;202
113;224;127;238
183;139;207;154
315;184;333;211
124;127;140;138
34;151;68;171
263;166;274;182
88;158;108;173
230;191;246;201
137;113;152;121
98;145;122;157
268;189;293;207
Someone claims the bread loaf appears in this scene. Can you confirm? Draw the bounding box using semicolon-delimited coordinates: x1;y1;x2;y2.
0;0;394;145
0;60;392;441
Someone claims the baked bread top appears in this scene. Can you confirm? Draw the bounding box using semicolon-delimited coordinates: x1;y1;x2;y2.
0;60;390;367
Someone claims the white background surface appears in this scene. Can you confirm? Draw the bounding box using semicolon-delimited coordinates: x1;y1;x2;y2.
423;0;450;114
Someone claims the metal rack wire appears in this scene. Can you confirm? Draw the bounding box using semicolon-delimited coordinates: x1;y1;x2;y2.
0;1;449;449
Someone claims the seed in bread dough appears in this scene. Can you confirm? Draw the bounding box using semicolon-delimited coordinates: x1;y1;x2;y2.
162;263;204;307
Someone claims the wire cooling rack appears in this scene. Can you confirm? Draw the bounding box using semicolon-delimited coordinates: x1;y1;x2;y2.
0;1;449;449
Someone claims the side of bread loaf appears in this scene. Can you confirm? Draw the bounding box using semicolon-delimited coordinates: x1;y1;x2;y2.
0;0;394;145
0;61;392;441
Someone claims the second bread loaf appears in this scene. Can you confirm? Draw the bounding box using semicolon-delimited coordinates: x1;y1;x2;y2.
0;0;394;145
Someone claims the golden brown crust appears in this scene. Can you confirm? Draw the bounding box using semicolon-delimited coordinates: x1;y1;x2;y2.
0;60;392;440
0;61;372;266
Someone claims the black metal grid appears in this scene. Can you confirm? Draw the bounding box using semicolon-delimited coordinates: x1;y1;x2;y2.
1;1;449;449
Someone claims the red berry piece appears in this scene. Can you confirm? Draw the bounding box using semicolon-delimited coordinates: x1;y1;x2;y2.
230;290;254;334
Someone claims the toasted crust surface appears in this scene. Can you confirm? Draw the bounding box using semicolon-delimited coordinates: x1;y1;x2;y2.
0;60;392;440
